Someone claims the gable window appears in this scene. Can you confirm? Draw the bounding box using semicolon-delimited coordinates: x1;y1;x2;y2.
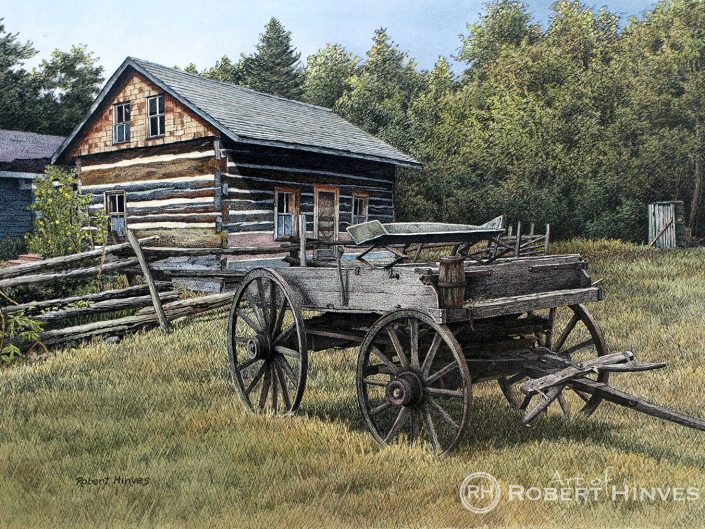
274;188;300;239
147;95;165;137
352;194;368;225
113;102;131;144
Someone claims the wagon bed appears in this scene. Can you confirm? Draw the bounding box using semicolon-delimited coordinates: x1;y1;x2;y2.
225;219;705;456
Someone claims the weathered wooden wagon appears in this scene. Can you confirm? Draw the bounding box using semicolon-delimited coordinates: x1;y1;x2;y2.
226;217;705;456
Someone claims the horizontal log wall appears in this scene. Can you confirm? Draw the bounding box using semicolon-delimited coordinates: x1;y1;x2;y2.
78;140;223;245
222;149;396;247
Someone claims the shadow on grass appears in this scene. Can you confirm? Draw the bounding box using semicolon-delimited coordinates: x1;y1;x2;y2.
301;392;705;465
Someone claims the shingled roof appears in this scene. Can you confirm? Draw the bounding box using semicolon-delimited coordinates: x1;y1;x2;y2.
54;57;420;167
0;129;65;163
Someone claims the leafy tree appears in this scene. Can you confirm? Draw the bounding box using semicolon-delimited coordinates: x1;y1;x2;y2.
238;18;304;99
0;19;40;132
303;44;360;107
32;45;104;136
458;0;538;76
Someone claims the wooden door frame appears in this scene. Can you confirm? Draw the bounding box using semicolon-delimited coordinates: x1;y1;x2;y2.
313;185;340;242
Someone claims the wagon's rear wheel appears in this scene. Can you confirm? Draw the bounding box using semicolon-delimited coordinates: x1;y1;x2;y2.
357;309;472;456
228;268;308;414
499;304;609;417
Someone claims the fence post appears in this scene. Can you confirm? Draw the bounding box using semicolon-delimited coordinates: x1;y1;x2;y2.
126;230;171;333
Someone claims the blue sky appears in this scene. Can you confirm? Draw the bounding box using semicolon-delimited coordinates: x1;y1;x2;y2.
1;0;658;77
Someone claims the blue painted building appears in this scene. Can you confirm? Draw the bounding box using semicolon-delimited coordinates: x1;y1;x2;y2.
0;130;65;238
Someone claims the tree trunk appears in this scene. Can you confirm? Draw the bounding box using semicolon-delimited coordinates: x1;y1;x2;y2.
689;123;704;235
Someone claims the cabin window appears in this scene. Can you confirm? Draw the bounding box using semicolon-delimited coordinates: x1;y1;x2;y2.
105;190;127;237
274;188;299;239
147;95;165;137
113;103;131;144
352;194;368;225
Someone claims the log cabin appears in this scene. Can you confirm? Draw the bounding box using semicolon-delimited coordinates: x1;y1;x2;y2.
52;57;419;260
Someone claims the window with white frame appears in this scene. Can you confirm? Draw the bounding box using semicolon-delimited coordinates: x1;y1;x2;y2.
105;190;127;236
275;189;299;239
147;95;165;137
352;194;368;225
113;102;131;144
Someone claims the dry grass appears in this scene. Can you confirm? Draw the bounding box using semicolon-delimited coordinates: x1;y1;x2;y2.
1;240;705;528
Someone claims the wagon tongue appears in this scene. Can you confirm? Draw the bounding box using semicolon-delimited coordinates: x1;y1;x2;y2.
520;351;705;432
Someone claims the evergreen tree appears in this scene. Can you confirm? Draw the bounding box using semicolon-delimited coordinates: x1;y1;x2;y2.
303;44;359;108
335;28;424;151
239;18;304;99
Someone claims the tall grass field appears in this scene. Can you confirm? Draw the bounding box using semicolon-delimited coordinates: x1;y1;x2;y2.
1;240;704;528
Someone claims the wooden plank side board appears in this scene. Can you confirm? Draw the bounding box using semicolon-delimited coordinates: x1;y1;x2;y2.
469;287;602;319
275;267;439;313
416;255;590;300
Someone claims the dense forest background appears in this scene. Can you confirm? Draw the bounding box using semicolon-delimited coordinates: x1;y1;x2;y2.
2;1;705;241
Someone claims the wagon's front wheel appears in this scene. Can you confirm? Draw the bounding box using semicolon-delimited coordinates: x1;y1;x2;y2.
499;304;609;417
357;309;472;456
228;268;308;414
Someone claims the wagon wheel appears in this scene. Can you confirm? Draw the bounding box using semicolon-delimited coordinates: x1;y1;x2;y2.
227;268;308;414
499;304;609;418
357;309;472;456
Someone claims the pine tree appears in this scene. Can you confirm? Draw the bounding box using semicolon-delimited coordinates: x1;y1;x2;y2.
303;44;359;108
239;18;304;100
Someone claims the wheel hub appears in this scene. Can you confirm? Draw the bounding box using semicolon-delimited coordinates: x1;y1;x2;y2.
386;372;424;406
246;334;271;360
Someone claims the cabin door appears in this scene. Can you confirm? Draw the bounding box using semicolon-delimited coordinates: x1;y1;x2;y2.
314;186;339;258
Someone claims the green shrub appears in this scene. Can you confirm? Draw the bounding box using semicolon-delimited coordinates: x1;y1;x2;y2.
0;237;27;261
26;166;106;258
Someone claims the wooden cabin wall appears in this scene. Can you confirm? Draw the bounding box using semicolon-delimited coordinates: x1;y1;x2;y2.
78;138;225;247
221;144;396;247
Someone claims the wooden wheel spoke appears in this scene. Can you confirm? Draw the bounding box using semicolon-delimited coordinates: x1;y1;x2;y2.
245;363;267;397
237;308;262;334
371;346;400;375
270;363;278;411
560;338;595;358
426;397;458;430
409;408;421;442
386;326;410;369
272;295;288;337
409;319;420;369
275;355;297;384
421;333;442;376
553;313;579;352
273;361;291;410
275;345;300;358
268;279;277;334
274;324;296;346
371;401;393;416
425;387;464;399
557;392;571;417
258;364;272;409
244;285;266;332
237;357;259;372
425;361;459;386
422;407;441;452
384;406;410;442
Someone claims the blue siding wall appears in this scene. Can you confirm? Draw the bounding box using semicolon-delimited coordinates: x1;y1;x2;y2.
0;178;34;238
